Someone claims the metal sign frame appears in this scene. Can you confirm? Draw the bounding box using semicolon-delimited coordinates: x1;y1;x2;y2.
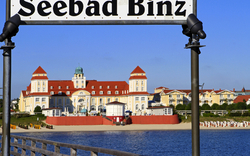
8;0;197;25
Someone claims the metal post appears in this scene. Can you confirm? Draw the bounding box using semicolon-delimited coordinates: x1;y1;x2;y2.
185;35;205;156
1;41;14;156
191;45;200;156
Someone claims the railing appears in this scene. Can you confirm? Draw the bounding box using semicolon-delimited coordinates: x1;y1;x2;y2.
0;135;139;156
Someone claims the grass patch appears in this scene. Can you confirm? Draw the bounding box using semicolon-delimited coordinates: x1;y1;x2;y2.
0;114;47;127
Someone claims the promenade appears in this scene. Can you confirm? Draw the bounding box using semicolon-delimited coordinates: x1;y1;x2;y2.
4;123;250;133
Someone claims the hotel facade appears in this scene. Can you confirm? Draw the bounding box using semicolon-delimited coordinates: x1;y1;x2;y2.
19;66;149;114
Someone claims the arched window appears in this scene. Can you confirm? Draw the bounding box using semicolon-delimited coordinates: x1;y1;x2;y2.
78;99;84;102
136;104;139;110
141;104;144;110
91;105;95;110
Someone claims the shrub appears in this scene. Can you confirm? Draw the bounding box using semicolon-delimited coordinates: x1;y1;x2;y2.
202;113;219;117
34;106;42;112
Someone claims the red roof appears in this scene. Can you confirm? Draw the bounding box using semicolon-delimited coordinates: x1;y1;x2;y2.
33;66;47;74
129;75;147;80
31;76;48;80
234;95;250;103
155;86;169;90
131;66;145;74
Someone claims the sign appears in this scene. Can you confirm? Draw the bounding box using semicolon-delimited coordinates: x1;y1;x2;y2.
10;0;194;25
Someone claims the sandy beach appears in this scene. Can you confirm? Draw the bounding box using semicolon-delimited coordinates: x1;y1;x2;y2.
4;123;250;133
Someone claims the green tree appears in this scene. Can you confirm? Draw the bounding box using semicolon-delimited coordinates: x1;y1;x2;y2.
211;103;219;110
176;104;186;110
201;104;211;110
185;103;192;110
221;103;228;110
236;102;246;109
226;104;234;111
34;106;42;112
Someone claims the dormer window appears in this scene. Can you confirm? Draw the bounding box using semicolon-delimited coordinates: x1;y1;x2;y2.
50;86;53;89
50;91;54;95
66;86;69;89
67;91;70;95
100;86;102;89
92;86;94;89
107;91;111;94
115;86;117;89
107;86;110;89
100;91;103;94
58;91;62;95
115;91;119;94
58;86;61;89
92;91;95;95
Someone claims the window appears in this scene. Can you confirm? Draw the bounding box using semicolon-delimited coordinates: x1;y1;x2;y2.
169;94;172;98
42;98;46;102
43;87;45;92
66;91;70;95
50;86;53;89
92;86;94;89
136;104;138;110
50;91;54;95
107;91;111;94
141;97;145;101
81;86;83;88
50;99;54;104
58;91;62;95
220;94;223;98
76;86;78;88
136;81;138;85
107;86;110;89
100;91;103;94
100;86;102;89
107;98;111;103
58;86;61;89
80;92;83;94
141;87;144;91
43;81;45;86
177;95;180;98
38;81;40;85
115;98;118;101
115;85;117;89
92;98;95;104
115;91;119;94
76;81;78;84
135;97;139;101
141;104;144;110
136;87;138;91
66;86;69;89
78;99;84;102
227;94;231;98
36;98;39;102
82;81;84;83
100;98;103;104
141;81;144;85
92;91;95;95
58;99;62;104
42;105;45;109
38;87;40;92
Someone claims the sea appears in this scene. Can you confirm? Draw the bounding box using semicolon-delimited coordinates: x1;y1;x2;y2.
9;130;250;156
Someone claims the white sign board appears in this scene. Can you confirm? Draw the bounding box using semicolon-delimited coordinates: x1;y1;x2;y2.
10;0;194;25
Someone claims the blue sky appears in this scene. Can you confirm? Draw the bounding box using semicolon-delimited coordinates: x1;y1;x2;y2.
0;1;250;99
